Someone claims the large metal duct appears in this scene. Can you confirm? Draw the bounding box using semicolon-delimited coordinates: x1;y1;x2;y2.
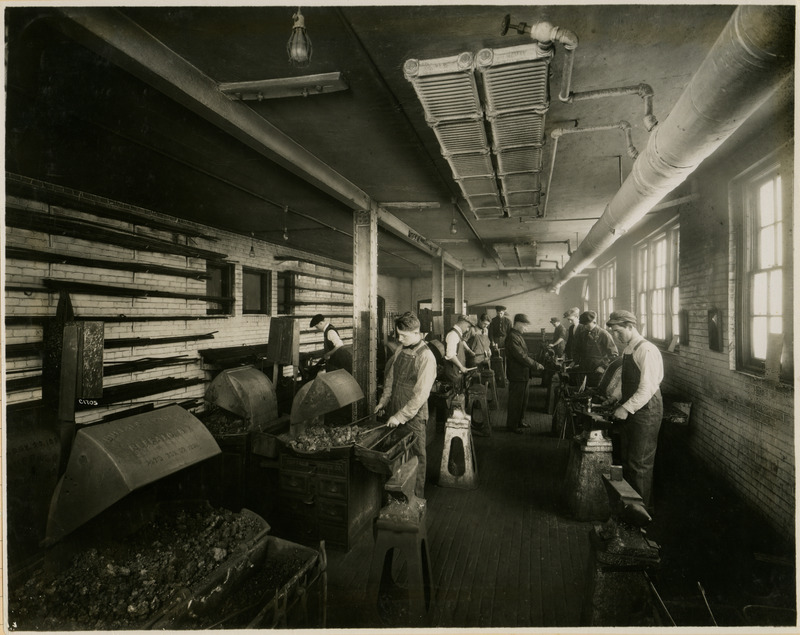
548;5;794;293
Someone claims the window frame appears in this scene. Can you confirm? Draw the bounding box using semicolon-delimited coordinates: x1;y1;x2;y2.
276;271;296;315
242;267;272;315
206;261;234;316
733;151;792;379
598;259;616;326
634;218;680;346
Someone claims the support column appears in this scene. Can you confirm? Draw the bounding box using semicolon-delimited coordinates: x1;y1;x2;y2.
353;204;379;417
454;269;465;315
431;254;444;337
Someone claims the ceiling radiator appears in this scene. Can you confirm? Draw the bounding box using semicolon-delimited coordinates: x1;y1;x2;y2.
404;44;552;220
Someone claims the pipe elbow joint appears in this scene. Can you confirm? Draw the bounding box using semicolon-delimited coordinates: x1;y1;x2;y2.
529;21;579;50
637;83;654;98
644;114;658;131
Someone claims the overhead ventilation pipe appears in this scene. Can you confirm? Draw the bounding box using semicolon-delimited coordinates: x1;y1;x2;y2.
544;121;639;218
548;4;794;293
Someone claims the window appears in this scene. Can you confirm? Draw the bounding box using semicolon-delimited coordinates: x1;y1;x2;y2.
598;260;616;325
582;279;590;312
243;268;271;315
635;222;679;344
206;262;233;315
276;271;295;314
735;156;792;377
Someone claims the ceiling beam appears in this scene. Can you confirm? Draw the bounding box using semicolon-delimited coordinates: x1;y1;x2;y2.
52;7;462;272
377;209;462;270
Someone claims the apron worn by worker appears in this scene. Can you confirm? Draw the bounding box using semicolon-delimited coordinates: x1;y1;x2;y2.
443;327;466;392
389;340;429;496
620;339;663;506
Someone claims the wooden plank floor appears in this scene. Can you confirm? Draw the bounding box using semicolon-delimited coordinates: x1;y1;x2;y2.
317;381;797;629
324;383;593;629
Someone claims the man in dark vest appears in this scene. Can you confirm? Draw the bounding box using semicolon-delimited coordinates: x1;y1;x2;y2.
310;314;352;372
605;310;664;510
375;312;437;498
488;305;512;356
504;314;544;434
443;314;477;394
573;310;618;388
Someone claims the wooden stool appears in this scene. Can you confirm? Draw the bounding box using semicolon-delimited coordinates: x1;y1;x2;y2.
480;369;499;410
366;458;433;627
465;383;491;436
438;410;478;489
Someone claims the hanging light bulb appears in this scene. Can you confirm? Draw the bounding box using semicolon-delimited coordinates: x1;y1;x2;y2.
283;206;290;241
249;232;256;257
450;199;458;234
287;7;312;67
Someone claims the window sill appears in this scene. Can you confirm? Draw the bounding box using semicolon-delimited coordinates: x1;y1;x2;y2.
733;368;793;390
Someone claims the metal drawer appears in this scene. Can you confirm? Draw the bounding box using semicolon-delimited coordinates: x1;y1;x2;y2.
317;476;347;500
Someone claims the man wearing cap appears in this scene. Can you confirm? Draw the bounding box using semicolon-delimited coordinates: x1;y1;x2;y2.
488;305;512;355
310;314;352;372
543;316;568;387
572;310;618;388
375;311;437;498
467;313;493;370
504;314;544;434
548;316;568;357
562;307;581;363
605;310;664;509
444;314;477;393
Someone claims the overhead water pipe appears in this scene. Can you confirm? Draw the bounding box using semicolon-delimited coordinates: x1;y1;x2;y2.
544;121;639;218
547;5;794;293
502;15;578;103
565;84;658;131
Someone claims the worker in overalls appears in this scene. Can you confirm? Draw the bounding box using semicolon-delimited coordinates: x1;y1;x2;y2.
375;312;437;498
310;313;352;372
605;310;664;510
443;315;476;394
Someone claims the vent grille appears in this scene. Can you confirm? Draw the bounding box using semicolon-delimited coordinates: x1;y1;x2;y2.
405;44;552;220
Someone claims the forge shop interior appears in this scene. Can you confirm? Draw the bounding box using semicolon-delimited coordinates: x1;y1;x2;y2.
2;4;796;631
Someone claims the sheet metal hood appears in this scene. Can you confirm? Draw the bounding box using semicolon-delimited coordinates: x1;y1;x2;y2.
290;369;364;425
205;365;279;430
44;405;221;546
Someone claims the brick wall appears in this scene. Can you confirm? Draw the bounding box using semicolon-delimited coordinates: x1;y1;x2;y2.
4;179;354;424
598;127;795;537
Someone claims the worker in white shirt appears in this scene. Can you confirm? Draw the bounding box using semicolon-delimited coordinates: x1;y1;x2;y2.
310;314;352;372
604;310;664;510
443;315;477;394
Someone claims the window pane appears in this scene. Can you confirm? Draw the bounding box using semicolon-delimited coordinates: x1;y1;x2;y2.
776;221;783;265
759;180;775;225
759;225;775;268
752;317;768;359
671;287;680;312
775;175;782;221
769;269;782;316
769;316;782;335
752;272;768;314
243;271;263;312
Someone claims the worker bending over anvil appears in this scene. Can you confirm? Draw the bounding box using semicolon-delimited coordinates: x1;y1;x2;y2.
375;312;437;498
603;310;664;511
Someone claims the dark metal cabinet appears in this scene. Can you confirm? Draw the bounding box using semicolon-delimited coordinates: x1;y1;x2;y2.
277;453;381;551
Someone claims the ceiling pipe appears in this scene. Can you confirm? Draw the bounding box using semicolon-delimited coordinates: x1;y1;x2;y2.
544;121;639;218
503;15;578;109
548;4;794;293
564;84;658;131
